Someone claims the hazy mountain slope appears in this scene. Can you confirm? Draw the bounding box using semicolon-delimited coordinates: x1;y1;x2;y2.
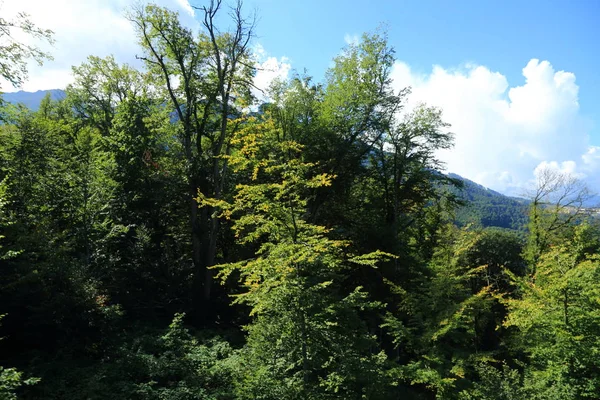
447;173;530;230
2;89;66;110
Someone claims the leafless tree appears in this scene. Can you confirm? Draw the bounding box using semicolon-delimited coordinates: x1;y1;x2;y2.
526;166;595;265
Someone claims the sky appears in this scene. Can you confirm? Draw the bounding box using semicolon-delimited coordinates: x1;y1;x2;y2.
2;0;599;197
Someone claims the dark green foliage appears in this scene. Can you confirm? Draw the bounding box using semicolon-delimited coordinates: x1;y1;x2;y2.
448;174;529;230
200;113;394;399
458;362;526;400
21;314;237;400
0;316;40;399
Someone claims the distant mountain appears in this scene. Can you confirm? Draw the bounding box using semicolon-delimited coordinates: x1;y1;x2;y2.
446;173;530;230
2;89;66;110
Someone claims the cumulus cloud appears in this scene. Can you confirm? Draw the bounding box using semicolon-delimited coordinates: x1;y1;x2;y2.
174;0;195;16
0;0;197;91
534;160;580;178
391;59;596;196
2;0;288;106
252;44;291;102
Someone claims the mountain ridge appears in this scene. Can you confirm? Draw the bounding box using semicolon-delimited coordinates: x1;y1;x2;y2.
447;172;530;230
2;89;66;110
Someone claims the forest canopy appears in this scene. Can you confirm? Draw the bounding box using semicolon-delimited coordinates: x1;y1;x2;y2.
1;2;599;399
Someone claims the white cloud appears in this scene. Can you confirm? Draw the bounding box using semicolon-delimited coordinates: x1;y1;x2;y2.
579;146;600;191
391;59;596;196
0;0;196;91
2;0;288;106
534;160;580;178
582;146;600;170
174;0;195;16
252;44;291;102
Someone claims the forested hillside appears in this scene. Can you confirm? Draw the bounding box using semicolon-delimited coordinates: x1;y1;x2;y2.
448;173;530;230
2;3;600;400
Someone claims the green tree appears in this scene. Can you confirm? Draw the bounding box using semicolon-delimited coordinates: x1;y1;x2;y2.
305;31;405;227
0;96;115;364
385;225;502;398
96;93;192;318
68;55;146;135
0;177;39;399
129;0;256;305
505;223;600;399
458;362;526;400
373;103;456;262
203;113;393;399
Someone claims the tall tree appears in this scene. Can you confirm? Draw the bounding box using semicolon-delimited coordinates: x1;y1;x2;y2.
203;112;393;399
296;31;404;225
129;0;256;305
0;8;53;395
68;56;146;136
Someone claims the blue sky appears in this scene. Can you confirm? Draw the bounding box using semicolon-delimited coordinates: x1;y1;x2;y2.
3;0;599;196
218;0;600;196
247;0;599;132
